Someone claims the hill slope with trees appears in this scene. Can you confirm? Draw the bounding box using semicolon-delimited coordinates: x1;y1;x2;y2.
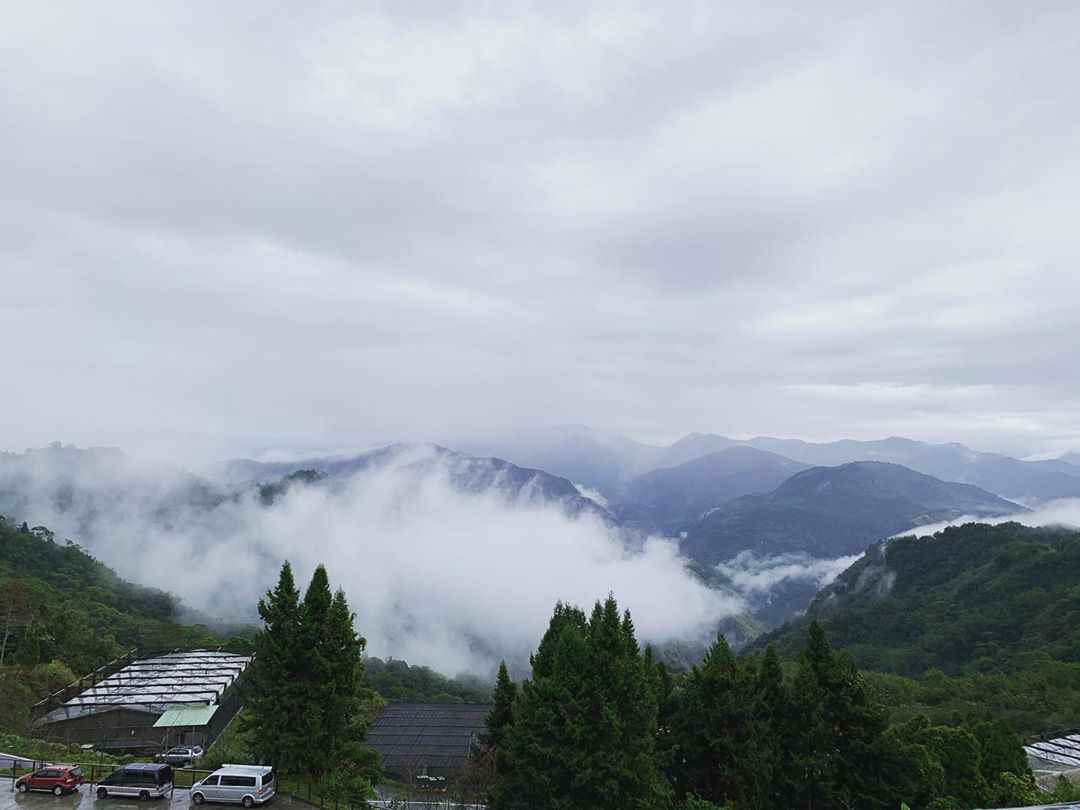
0;515;230;734
756;522;1080;736
767;522;1080;674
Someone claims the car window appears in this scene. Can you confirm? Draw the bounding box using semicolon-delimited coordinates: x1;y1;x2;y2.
71;767;83;777
221;775;257;787
37;769;58;778
202;776;219;786
261;772;274;785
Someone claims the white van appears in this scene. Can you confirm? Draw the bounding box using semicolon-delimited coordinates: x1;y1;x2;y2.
191;765;275;807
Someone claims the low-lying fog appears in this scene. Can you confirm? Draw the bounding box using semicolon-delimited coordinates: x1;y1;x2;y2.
3;446;744;676
896;498;1080;539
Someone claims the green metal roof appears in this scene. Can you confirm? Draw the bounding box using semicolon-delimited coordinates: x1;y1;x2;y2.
152;704;218;728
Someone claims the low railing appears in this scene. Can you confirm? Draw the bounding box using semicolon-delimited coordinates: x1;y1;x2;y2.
1;761;487;809
0;762;213;789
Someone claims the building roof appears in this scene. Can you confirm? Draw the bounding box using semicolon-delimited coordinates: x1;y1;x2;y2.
153;703;219;728
1025;733;1080;768
41;650;250;724
365;703;492;775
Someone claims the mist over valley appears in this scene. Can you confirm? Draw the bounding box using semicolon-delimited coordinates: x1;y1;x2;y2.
4;429;1077;680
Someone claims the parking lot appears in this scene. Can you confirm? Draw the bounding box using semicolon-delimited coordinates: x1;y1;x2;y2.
0;783;309;810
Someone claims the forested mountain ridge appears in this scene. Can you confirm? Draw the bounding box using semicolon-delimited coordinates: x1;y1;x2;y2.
763;522;1080;675
613;446;809;531
0;516;225;671
750;522;1080;739
0;443;611;547
681;461;1021;566
223;442;611;518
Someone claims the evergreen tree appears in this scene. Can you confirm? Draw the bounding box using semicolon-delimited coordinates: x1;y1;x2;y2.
245;561;306;771
484;661;517;749
321;587;378;793
753;644;789;808
492;595;668;810
789;621;896;809
296;565;334;778
664;633;761;807
324;589;368;757
492;608;590;810
246;561;375;796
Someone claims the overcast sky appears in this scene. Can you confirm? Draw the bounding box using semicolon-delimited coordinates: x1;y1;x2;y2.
3;1;1079;462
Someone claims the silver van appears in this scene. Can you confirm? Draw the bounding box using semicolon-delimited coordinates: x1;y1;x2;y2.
191;765;275;807
96;763;174;800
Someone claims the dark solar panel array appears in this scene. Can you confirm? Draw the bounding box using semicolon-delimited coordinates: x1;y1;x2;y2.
365;703;492;773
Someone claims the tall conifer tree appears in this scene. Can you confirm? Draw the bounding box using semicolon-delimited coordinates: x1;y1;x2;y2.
484;661;517;750
492;595;668;810
246;561;305;770
298;565;336;778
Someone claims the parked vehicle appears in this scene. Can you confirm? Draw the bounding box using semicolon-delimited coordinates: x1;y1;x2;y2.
15;764;84;795
191;765;275;807
159;746;204;765
96;763;174;800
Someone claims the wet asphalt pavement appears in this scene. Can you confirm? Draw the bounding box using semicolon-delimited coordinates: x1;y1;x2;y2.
0;783;309;810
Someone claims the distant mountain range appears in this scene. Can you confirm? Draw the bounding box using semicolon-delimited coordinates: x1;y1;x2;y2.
2;434;1067;637
0;442;610;535
681;461;1022;566
613;446;809;531
460;426;1080;504
222;442;608;519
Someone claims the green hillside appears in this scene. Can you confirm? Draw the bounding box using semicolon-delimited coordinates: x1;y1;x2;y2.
758;522;1080;734
0;516;231;733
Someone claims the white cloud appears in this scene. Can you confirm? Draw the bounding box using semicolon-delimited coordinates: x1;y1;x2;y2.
894;498;1080;539
716;550;861;595
2;2;1080;459
2;449;742;676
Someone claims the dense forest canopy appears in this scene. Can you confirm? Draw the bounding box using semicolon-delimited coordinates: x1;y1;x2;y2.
364;656;491;704
483;597;1079;810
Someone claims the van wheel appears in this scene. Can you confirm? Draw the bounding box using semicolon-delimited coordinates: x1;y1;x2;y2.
242;797;254;808
53;786;64;796
17;783;29;793
139;791;151;801
192;793;205;806
97;787;109;799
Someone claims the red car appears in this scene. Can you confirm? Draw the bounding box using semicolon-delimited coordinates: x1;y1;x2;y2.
15;764;85;795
